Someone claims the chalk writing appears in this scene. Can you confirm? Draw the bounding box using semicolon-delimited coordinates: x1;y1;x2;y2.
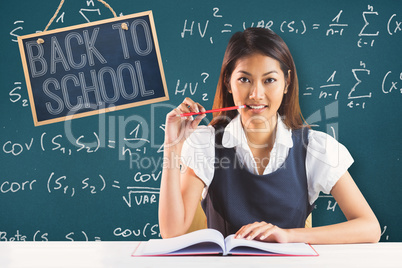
357;5;379;47
9;82;29;108
122;171;162;207
381;226;390;241
1;114;163;164
56;12;65;24
123;187;159;207
326;10;348;36
179;5;400;51
0;223;159;241
10;20;24;42
46;172;110;197
174;72;211;102
347;61;372;109
319;71;340;100
0;169;162;209
387;14;402;36
2;138;34;156
113;223;160;239
301;62;378;109
327;200;338;212
0;179;36;194
0;230;27;241
382;71;402;94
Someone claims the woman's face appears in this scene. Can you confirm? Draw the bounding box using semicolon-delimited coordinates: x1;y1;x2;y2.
229;53;289;129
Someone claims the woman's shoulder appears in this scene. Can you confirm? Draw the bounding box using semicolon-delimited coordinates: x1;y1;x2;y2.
305;128;354;204
181;125;216;187
184;125;215;146
181;125;216;160
307;128;345;151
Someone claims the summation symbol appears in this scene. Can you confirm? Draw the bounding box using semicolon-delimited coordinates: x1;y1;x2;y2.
357;5;379;47
347;61;372;109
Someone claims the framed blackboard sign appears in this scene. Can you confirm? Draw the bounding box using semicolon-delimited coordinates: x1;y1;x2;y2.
18;11;168;126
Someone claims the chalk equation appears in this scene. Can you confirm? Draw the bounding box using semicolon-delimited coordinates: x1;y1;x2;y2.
382;71;402;95
0;222;160;241
180;5;401;48
0;169;161;209
301;62;401;109
174;72;211;102
9;82;29;108
1;119;163;161
8;0;122;43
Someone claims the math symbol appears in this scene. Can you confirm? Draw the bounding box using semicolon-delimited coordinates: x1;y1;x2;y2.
9;82;29;107
347;62;372;109
387;14;402;36
10;21;24;42
319;71;340;100
47;172;75;197
357;5;379;47
382;71;402;94
326;10;348;36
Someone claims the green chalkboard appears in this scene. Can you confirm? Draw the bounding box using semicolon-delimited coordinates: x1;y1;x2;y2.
1;0;401;241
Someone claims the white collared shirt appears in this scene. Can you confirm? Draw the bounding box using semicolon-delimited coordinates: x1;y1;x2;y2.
181;114;354;204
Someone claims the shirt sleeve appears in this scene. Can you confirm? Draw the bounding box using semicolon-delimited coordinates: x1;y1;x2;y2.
306;129;354;205
180;125;216;187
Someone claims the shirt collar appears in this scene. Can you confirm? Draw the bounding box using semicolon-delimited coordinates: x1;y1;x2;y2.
222;114;293;148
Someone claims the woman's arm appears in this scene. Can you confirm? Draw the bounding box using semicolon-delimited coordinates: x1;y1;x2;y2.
159;154;205;238
158;98;206;238
235;171;381;244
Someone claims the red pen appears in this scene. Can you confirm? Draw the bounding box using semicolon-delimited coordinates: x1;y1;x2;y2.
178;105;245;117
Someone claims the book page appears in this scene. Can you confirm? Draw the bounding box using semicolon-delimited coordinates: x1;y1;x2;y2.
138;229;226;256
225;235;318;256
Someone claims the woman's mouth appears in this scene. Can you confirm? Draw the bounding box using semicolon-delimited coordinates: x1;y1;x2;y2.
245;104;268;113
248;105;266;109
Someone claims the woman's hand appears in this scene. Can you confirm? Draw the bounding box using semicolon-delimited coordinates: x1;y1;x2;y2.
164;97;206;150
235;222;290;243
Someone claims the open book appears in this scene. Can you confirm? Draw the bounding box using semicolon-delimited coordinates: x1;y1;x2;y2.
132;229;318;256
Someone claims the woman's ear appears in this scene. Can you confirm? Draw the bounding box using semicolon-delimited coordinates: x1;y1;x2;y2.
284;70;291;94
227;83;232;94
224;73;232;94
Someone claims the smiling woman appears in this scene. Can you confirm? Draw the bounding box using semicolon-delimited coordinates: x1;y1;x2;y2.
210;28;302;130
159;27;381;244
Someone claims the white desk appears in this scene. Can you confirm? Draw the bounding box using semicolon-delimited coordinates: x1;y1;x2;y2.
0;242;400;268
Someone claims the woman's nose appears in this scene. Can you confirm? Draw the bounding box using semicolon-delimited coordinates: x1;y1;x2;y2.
249;82;264;100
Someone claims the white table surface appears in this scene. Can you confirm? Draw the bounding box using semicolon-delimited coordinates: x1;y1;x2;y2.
0;242;400;268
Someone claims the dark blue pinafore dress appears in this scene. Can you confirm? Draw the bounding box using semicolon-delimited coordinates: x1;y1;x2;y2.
201;126;314;237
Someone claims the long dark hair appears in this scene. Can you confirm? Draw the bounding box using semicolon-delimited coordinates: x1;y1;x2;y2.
210;27;306;129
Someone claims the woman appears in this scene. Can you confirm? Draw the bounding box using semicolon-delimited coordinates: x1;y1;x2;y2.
159;28;380;243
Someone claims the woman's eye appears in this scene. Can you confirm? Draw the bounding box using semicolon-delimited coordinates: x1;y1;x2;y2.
265;78;276;83
239;77;250;83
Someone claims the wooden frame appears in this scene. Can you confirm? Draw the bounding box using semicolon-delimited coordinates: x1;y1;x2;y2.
18;11;169;126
